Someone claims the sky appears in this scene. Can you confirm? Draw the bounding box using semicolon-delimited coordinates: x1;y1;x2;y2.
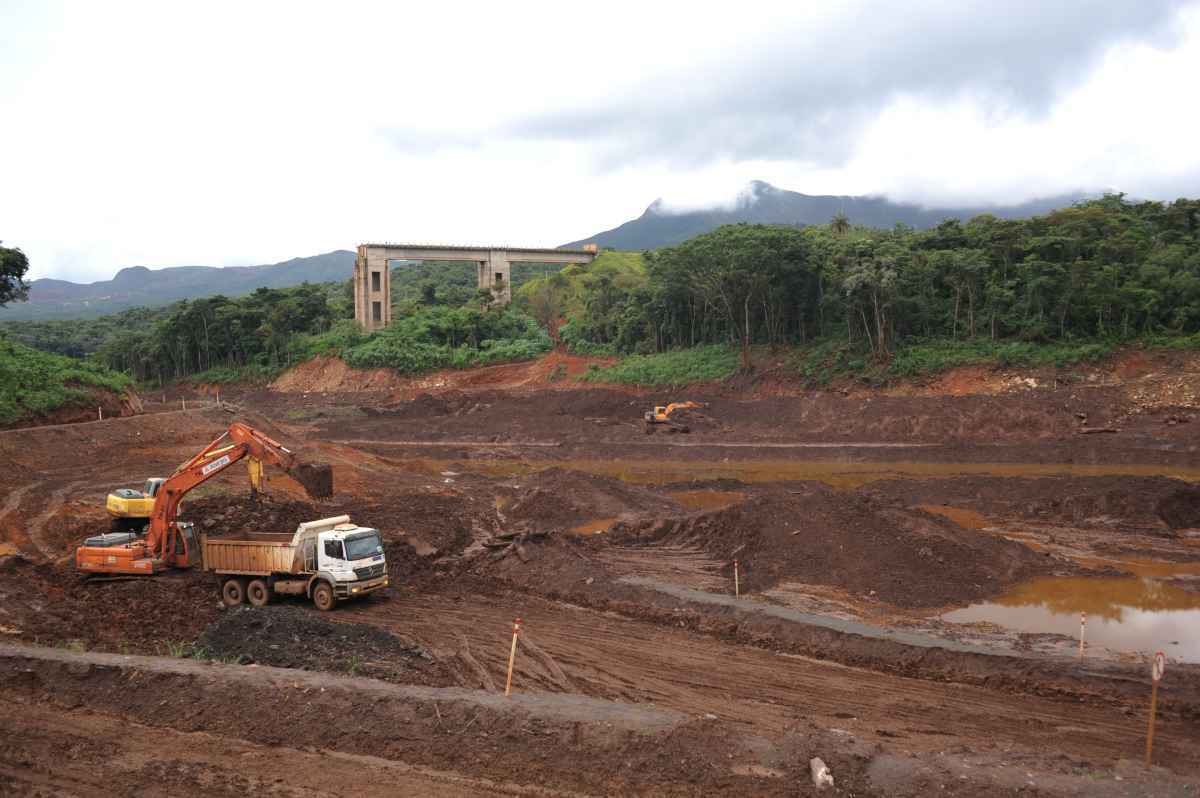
2;0;1199;283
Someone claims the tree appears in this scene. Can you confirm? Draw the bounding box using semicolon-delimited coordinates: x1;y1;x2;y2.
0;243;30;307
830;212;851;238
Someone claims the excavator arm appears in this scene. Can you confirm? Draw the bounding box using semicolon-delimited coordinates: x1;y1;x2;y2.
77;422;332;575
146;423;311;563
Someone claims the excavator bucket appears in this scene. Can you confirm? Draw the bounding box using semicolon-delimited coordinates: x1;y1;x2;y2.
290;462;334;499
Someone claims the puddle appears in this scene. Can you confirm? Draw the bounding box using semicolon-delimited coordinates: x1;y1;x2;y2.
917;505;991;529
569;517;618;535
666;490;745;512
944;576;1200;662
415;458;1200;490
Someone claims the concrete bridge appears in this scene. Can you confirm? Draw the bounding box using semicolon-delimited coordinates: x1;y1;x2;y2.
354;243;598;331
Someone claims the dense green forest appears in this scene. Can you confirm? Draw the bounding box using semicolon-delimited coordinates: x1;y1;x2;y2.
0;337;131;426
4;195;1199;391
519;195;1200;371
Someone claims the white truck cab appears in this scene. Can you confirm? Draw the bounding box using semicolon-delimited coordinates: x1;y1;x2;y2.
312;521;388;597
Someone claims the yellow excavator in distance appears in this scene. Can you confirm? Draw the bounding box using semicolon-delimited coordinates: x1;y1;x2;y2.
643;401;702;434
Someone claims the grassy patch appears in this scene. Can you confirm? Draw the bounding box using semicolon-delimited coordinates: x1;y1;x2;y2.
0;335;131;426
583;345;739;386
787;336;1193;386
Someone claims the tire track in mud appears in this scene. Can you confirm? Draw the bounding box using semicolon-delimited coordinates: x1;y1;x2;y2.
24;479;95;560
344;592;1200;773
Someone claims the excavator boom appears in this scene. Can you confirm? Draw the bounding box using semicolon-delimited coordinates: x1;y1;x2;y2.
76;422;333;575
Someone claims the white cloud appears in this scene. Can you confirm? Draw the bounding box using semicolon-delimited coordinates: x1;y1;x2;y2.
0;1;1198;282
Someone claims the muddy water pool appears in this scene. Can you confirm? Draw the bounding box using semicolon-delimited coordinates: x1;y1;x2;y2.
944;576;1200;662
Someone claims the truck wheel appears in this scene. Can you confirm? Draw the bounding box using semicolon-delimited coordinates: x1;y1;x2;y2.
246;579;270;608
312;581;336;612
221;578;246;606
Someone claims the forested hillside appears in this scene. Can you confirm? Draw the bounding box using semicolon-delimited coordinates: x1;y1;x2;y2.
530;195;1200;381
0;251;356;320
5;194;1199;390
0;336;132;427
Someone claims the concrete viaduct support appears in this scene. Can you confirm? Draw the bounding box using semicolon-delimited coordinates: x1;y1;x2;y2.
354;243;597;332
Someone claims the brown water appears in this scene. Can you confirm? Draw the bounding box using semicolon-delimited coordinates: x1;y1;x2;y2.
569;517;619;535
415;458;1200;490
666;490;746;512
944;576;1200;662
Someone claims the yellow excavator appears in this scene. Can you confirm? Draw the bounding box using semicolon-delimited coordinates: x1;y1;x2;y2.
643;401;702;434
104;460;269;532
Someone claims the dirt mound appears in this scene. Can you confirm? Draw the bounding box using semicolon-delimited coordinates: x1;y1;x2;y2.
195;605;456;686
503;468;682;531
270;356;405;393
182;495;322;536
1157;487;1200;529
0;560;221;652
361;390;476;419
861;475;1200;533
614;484;1058;608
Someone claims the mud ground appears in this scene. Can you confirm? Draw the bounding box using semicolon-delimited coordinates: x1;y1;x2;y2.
1;349;1199;795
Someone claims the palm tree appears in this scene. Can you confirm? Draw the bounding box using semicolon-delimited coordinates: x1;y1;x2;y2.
830;212;851;238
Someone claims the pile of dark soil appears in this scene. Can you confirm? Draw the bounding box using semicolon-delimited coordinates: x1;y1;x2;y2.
860;475;1200;533
0;558;221;653
195;606;457;687
290;462;334;498
503;468;682;530
361;391;476;419
182;495;321;537
614;483;1060;608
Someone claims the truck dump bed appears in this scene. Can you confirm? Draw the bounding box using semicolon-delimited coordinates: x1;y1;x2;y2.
202;534;298;575
200;515;350;576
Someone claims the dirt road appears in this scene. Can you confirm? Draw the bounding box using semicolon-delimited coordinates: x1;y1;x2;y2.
348;589;1200;773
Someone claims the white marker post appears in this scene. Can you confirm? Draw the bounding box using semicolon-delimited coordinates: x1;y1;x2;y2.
1146;651;1166;767
504;618;522;696
1079;612;1087;659
733;559;740;598
98;407;103;421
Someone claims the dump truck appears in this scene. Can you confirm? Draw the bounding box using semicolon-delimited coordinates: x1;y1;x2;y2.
201;515;388;611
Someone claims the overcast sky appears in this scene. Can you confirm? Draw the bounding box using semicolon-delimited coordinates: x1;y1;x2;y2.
3;0;1199;282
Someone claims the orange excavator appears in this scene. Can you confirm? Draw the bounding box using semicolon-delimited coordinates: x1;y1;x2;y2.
75;422;333;576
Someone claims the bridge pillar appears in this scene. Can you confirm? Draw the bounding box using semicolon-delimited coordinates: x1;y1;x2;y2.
354;245;391;331
478;250;512;305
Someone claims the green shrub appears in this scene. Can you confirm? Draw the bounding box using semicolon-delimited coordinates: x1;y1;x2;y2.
583;345;738;386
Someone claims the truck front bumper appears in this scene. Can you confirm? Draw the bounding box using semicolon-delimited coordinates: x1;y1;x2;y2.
334;575;389;599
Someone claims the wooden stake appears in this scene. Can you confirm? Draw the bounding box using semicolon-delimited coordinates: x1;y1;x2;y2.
1078;612;1086;659
733;559;740;598
98;407;103;421
1146;651;1166;767
504;618;521;696
182;398;186;411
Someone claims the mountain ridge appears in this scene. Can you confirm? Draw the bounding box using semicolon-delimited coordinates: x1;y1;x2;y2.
563;181;1090;250
2;250;356;320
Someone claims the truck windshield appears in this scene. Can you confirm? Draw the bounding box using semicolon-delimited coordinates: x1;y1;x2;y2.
344;531;383;561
